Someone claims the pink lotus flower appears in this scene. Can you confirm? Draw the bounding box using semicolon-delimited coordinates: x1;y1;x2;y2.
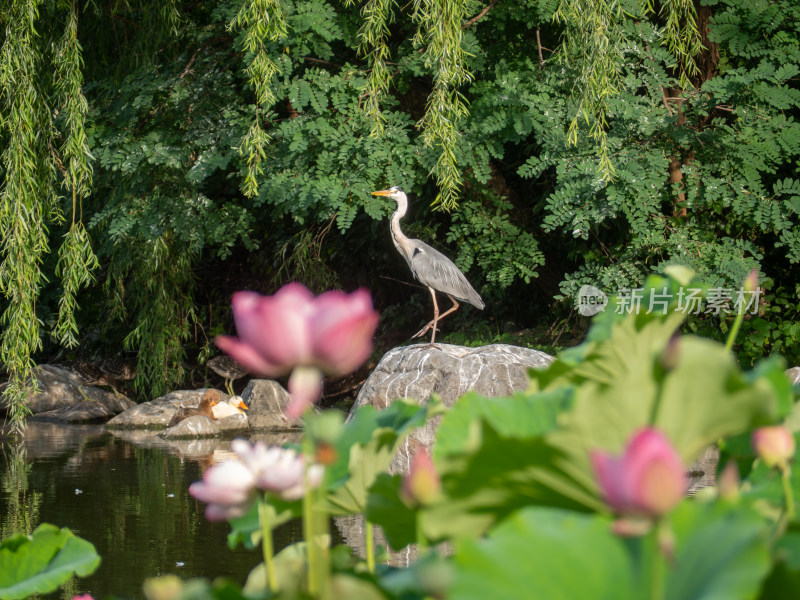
216;284;379;417
591;428;687;519
752;425;795;469
232;439;324;500
189;439;324;521
189;459;257;521
402;448;441;506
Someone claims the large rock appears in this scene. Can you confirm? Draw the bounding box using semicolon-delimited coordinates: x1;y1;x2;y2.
1;364;135;421
243;379;302;430
349;343;554;472
31;401;134;424
787;367;800;385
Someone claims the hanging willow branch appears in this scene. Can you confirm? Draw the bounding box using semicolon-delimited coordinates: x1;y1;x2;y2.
553;0;624;181
53;1;100;349
554;0;702;180
642;0;702;88
0;0;58;433
355;0;473;211
412;0;472;211
356;0;395;133
229;0;288;198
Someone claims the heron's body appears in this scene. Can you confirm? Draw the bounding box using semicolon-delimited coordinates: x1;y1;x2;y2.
208;355;248;395
373;187;484;346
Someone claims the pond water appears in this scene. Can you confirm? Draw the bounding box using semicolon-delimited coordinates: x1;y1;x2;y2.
0;422;305;600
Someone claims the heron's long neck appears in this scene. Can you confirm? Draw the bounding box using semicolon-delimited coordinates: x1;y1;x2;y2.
389;194;415;260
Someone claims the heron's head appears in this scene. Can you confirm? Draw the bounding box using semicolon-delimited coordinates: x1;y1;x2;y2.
371;187;406;203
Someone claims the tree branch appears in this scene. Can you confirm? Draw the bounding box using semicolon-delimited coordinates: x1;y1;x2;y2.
463;0;498;29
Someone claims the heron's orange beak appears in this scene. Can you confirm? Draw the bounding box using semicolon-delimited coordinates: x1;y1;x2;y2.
371;189;393;197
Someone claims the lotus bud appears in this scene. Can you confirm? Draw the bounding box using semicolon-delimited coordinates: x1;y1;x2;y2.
743;269;759;293
752;425;795;469
717;461;741;501
591;428;687;520
661;333;681;371
403;449;442;506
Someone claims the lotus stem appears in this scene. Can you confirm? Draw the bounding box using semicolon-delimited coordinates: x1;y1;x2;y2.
652;529;665;600
365;520;375;573
258;495;278;593
302;438;320;597
782;466;795;522
724;304;745;353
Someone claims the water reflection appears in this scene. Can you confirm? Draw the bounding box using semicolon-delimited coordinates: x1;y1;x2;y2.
0;423;301;600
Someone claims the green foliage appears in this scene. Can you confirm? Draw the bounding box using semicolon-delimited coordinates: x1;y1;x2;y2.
322;399;435;515
1;0;799;407
451;500;772;600
447;195;544;289
0;523;101;600
0;0;59;430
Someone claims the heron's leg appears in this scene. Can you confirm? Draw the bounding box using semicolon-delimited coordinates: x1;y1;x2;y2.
436;295;461;323
412;287;441;344
225;379;235;396
429;288;440;346
412;294;461;339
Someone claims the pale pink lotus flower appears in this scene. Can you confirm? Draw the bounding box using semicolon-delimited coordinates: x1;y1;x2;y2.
189;459;257;521
232;439;324;500
72;595;94;600
590;428;687;519
216;283;379;417
190;440;324;521
752;425;796;469
402;448;441;506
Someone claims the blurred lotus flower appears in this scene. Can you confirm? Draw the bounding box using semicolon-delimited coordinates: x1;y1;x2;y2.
591;428;687;519
232;439;324;500
189;459;256;521
402;449;442;506
190;440;323;521
216;284;379;417
752;425;796;469
72;595;95;600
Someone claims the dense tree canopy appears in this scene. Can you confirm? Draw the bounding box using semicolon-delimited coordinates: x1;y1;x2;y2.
1;0;799;430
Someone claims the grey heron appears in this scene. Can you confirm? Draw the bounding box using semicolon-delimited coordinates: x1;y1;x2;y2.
372;187;485;346
207;355;248;395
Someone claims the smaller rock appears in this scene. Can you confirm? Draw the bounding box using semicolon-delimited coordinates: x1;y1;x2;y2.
107;389;213;429
243;379;302;430
160;415;219;439
214;412;249;432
